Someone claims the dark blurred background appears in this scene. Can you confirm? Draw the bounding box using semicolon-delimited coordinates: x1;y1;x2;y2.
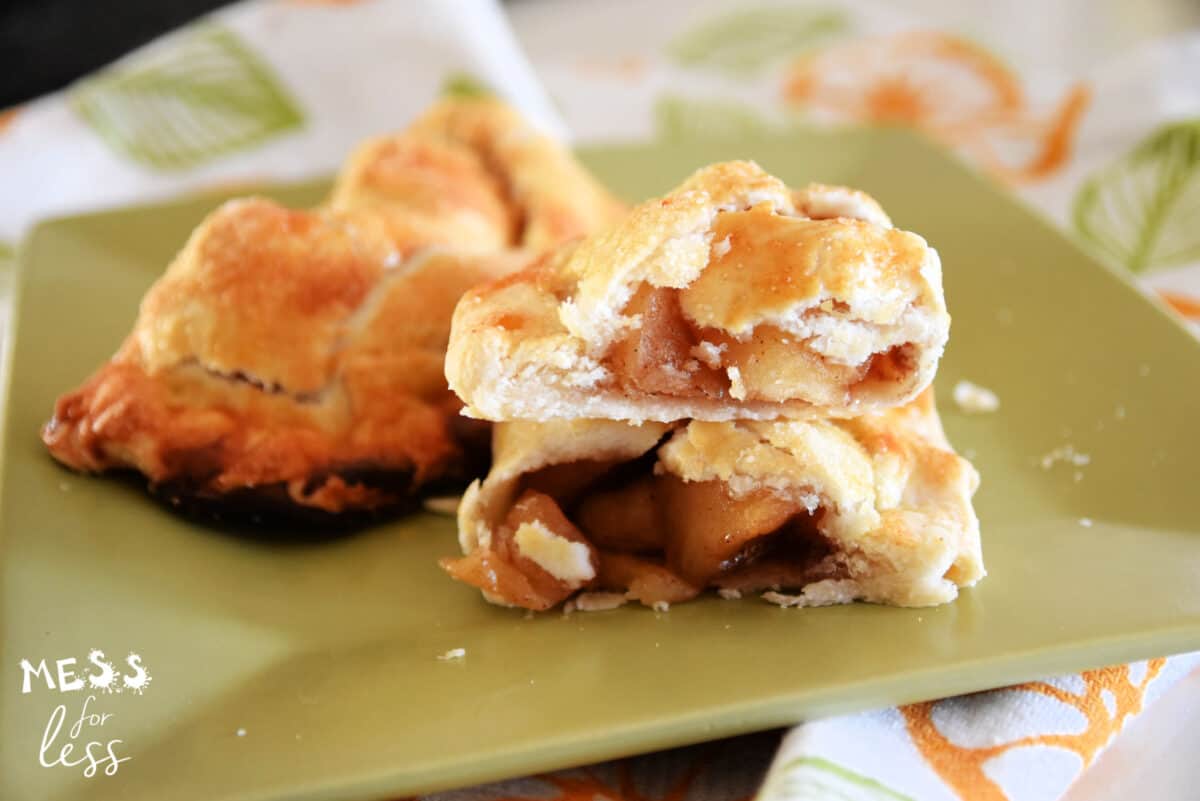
0;0;237;107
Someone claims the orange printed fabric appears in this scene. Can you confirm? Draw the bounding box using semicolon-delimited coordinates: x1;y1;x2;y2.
782;31;1090;184
407;658;1199;801
1159;290;1200;322
754;655;1200;801
412;733;778;801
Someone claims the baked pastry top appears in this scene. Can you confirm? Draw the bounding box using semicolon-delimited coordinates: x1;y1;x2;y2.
43;99;624;521
330;98;625;255
44;200;527;519
447;161;950;423
442;388;984;610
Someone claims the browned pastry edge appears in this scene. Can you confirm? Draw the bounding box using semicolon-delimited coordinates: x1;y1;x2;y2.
41;237;507;517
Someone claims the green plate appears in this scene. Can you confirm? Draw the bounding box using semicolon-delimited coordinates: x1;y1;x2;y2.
4;131;1200;801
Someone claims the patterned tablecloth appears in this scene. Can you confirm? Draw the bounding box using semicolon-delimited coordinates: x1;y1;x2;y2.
2;1;1199;799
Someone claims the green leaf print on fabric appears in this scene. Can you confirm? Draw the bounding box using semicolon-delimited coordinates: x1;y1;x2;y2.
441;72;494;99
759;756;917;801
655;96;774;142
71;25;304;171
1073;119;1200;273
669;7;847;77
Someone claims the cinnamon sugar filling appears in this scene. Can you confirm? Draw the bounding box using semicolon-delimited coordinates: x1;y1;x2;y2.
441;454;846;611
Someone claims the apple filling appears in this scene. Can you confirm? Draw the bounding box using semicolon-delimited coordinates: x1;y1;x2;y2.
601;282;918;408
441;456;844;610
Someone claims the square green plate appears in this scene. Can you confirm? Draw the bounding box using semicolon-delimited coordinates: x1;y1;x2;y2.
4;131;1200;801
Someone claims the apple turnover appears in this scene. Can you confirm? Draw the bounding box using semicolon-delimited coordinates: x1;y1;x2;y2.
441;390;984;610
447;161;950;423
43;99;623;522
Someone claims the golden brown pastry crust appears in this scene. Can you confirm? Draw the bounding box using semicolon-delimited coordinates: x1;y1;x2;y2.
446;161;950;423
43;99;625;520
44;200;527;517
443;389;983;609
330;98;626;255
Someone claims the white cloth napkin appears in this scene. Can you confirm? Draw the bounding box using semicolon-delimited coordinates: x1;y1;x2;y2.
0;0;563;242
3;1;1199;799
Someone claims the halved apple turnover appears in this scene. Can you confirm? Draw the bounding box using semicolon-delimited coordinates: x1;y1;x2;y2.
442;389;983;610
447;161;950;423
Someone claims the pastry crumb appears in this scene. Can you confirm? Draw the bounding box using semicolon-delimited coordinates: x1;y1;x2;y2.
952;380;999;413
727;366;747;400
572;592;628;612
717;588;742;600
437;647;466;661
1040;445;1091;470
236;728;247;737
691;340;726;369
1079;517;1093;528
514;521;595;585
651;601;670;613
762;591;804;608
422;495;461;515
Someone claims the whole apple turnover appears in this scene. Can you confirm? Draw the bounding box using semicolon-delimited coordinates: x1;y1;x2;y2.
447;161;950;423
441;389;984;610
43;99;624;522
